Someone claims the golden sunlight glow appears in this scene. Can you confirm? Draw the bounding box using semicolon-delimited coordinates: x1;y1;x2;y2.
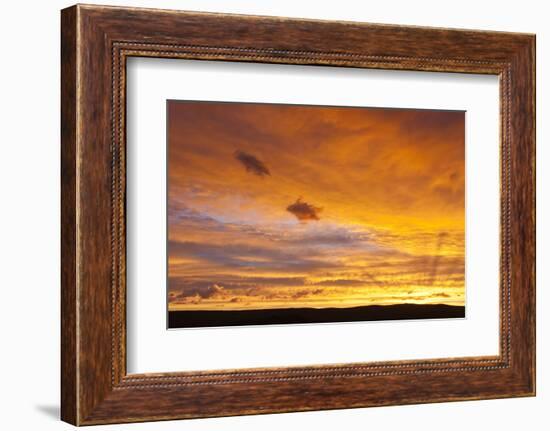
167;101;465;311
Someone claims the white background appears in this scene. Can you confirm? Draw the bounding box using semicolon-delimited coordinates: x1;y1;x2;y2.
0;0;547;430
127;59;500;373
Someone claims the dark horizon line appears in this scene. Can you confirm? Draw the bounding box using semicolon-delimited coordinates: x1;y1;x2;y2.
168;302;463;312
168;303;466;329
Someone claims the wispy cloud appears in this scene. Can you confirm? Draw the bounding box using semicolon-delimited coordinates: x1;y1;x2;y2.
286;198;322;222
234;150;271;177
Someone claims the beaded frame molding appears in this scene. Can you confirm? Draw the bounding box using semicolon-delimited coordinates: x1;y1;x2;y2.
61;4;535;426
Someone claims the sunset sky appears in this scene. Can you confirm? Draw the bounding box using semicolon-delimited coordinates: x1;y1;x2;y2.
167;101;465;311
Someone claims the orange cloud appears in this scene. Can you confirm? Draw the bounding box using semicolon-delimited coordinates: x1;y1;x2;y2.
167;101;465;311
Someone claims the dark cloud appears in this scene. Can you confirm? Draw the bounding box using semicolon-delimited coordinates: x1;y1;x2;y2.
234;150;271;176
168;240;336;272
286;198;322;222
200;283;225;299
290;288;324;299
170;206;379;252
168;205;227;231
313;279;366;287
169;276;307;294
172;283;227;302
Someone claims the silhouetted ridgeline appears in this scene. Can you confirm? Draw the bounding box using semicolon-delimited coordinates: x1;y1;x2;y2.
168;303;465;329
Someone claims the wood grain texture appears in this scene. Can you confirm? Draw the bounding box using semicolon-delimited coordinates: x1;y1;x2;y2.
60;5;78;425
60;4;535;425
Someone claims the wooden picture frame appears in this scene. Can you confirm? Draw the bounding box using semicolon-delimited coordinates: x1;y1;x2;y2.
61;4;535;425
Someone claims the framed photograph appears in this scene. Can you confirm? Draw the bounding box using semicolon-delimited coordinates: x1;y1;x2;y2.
165;100;467;330
61;4;535;425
